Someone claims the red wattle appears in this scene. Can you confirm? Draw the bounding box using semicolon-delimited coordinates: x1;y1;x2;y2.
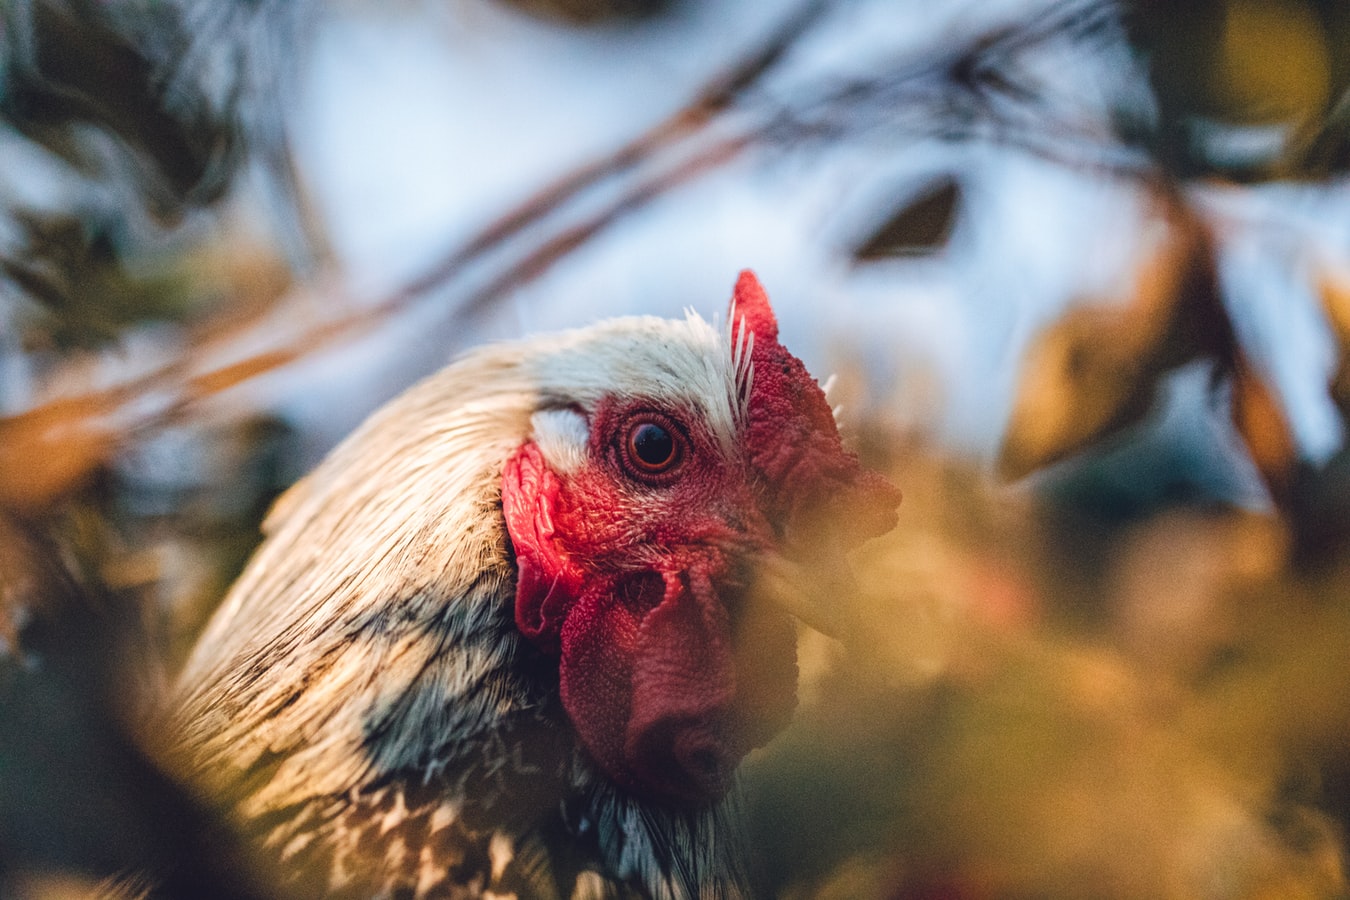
555;575;649;793
625;567;739;803
556;563;797;807
502;442;584;653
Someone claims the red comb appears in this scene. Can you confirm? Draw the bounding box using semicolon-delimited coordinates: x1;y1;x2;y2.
732;269;779;346
729;270;899;539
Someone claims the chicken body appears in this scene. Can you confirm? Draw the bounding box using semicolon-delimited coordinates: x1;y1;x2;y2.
171;273;898;899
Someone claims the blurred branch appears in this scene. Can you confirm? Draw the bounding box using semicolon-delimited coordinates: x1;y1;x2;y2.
0;0;1157;507
399;0;834;302
419;0;1146;322
759;0;1148;174
0;513;273;897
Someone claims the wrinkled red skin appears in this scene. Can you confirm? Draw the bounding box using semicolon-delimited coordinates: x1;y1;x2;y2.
501;271;899;807
502;402;799;805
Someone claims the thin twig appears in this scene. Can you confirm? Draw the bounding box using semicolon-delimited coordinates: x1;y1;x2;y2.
392;0;832;304
2;0;1147;466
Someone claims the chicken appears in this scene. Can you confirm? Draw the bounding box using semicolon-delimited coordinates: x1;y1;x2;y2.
169;271;899;899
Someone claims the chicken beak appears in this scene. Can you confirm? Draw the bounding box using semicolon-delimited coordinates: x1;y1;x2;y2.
740;469;900;641
750;536;862;640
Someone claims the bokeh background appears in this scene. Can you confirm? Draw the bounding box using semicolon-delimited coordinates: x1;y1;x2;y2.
4;0;1350;896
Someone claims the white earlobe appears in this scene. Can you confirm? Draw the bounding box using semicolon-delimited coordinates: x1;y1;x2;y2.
530;408;590;474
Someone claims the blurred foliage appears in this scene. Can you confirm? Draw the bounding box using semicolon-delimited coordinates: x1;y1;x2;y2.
3;211;195;350
1125;0;1350;178
0;513;271;898
852;175;963;261
996;187;1235;482
0;0;234;218
751;438;1350;899
497;0;673;24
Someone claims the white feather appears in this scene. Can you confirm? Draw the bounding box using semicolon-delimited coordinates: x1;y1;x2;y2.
530;407;590;474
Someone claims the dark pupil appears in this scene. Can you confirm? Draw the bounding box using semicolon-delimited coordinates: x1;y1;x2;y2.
632;423;675;468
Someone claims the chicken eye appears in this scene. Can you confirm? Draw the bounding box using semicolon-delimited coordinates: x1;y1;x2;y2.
620;415;686;481
630;423;676;470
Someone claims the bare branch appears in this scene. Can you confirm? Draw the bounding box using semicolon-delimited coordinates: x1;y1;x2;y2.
0;0;1149;469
